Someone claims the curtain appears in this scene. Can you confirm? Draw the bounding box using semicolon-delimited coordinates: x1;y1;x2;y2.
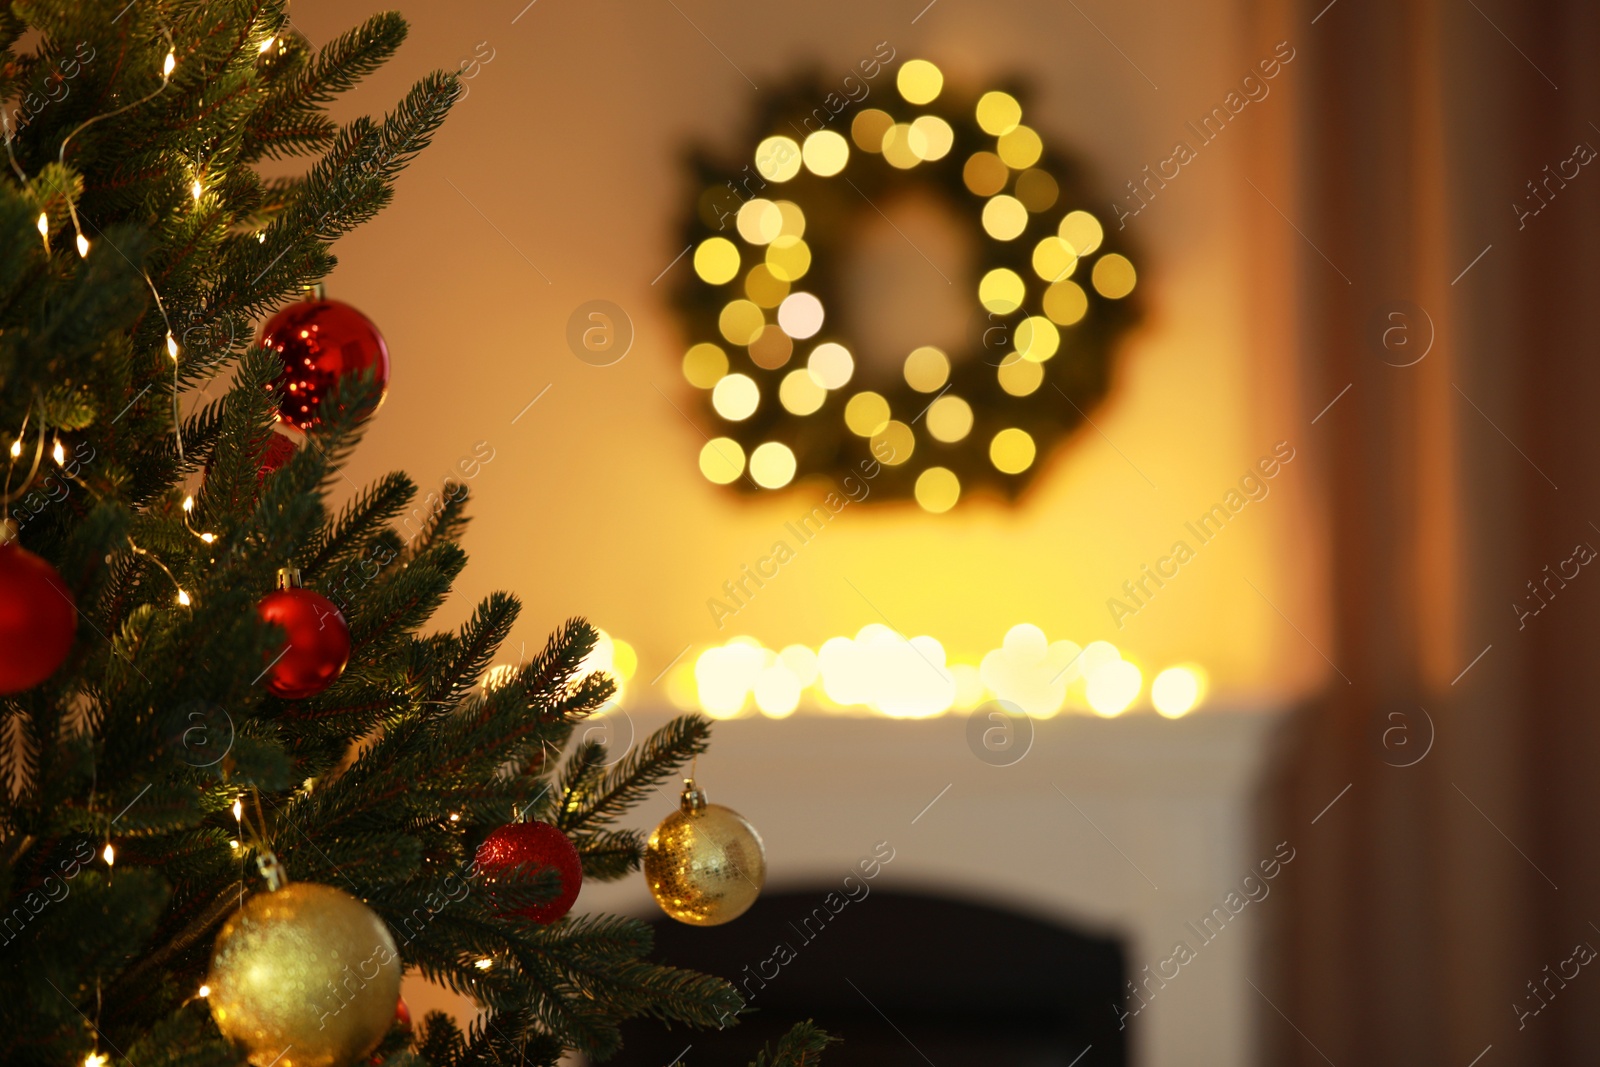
1261;0;1600;1063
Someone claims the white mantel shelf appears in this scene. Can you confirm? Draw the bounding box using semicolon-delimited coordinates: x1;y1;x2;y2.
573;706;1287;1067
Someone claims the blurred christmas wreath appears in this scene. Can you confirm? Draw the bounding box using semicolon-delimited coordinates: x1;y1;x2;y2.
671;58;1142;510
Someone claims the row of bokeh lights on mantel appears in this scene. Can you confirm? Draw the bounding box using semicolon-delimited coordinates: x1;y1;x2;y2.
495;625;1208;720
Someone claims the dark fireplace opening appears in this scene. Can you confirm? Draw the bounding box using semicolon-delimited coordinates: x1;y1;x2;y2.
609;890;1127;1066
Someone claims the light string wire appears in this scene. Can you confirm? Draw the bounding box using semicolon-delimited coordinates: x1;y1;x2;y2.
0;406;45;516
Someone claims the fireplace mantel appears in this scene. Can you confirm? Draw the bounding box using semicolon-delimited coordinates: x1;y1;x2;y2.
569;707;1286;1067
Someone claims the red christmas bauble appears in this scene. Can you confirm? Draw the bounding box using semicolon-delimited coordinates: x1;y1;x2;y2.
394;996;411;1034
257;432;297;483
473;822;583;924
262;298;389;432
0;532;75;693
256;586;350;698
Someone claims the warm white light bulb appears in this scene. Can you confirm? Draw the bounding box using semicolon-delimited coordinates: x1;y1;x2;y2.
200;532;215;543
36;213;47;237
85;1054;109;1067
475;958;493;970
177;589;192;606
8;439;20;458
258;37;276;53
182;495;194;512
102;843;114;866
76;234;89;257
51;440;64;465
191;179;203;201
198;984;211;998
163;52;176;79
448;813;460;823
229;839;240;849
167;333;179;360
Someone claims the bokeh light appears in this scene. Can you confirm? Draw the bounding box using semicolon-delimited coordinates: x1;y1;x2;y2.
844;391;891;436
755;136;802;182
1058;210;1104;255
982;195;1029;241
926;395;973;442
777;292;825;339
682;342;728;388
910;115;955;161
1043;279;1089;325
1032;236;1078;282
1086;660;1142;717
745;264;789;307
1153;665;1208;718
749;442;797;488
718;299;766;344
698;438;745;484
766;235;812;281
802;130;850;177
694;237;740;285
881;123;925;169
979;268;1026;314
997;355;1044;396
870;420;915;466
897;59;945;104
963;152;1009;196
851;109;894;152
915;467;961;512
990;427;1037;472
748;324;793;369
976;91;1022;135
667;631;1204;721
903;345;950;392
712;373;759;420
808;342;854;389
997;125;1043;169
736;200;782;245
1014;169;1059;212
779;368;827;415
1092;253;1138;299
1014;316;1060;362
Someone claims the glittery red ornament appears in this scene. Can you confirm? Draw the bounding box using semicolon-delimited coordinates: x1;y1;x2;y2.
256;569;350;699
257;432;297;483
0;523;75;693
262;298;389;432
473;822;583;925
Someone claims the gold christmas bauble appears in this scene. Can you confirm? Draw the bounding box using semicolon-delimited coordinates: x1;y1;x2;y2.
208;881;401;1067
644;779;766;926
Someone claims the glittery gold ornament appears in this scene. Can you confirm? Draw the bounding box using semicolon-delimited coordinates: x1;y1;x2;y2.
208;881;401;1067
644;779;766;926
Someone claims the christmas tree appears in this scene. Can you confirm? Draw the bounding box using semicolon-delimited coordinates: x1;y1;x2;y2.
0;4;829;1065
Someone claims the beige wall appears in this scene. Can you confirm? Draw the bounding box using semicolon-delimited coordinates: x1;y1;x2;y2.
293;0;1327;706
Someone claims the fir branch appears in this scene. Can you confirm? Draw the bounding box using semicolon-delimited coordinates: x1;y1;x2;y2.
557;714;713;834
241;13;408;162
419;592;519;705
302;469;416;576
749;1021;840;1067
571;828;647;882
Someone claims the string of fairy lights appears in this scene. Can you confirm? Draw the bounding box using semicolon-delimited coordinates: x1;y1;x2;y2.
3;28;295;1054
3;28;291;602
